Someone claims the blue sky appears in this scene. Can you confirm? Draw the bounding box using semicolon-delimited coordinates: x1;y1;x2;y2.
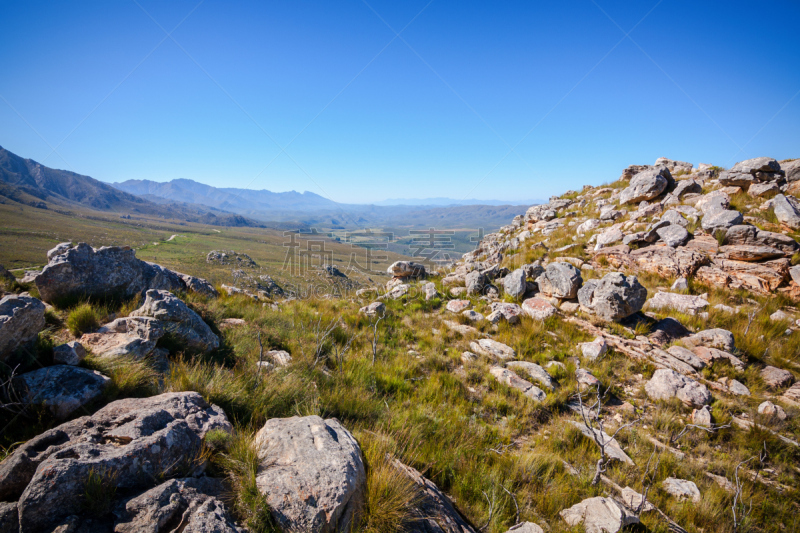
1;1;799;204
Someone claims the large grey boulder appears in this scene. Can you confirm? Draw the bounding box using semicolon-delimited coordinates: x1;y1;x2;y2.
536;262;582;299
81;316;165;360
560;496;639;533
782;159;800;182
254;415;366;533
661;209;689;227
620;167;670;204
655;157;693;174
695;190;731;214
503;268;527;299
114;476;244;533
657;225;690;247
52;340;86;366
725;225;798;254
387;261;426;278
645;369;711;408
14;365;110;420
683;328;736;351
131;290;219;353
577;272;646;321
594;226;624;250
465;271;486;296
1;392;231;531
662;478;701;503
521;297;557;320
720;157;783;187
34;243;214;304
673;179;701;198
772;194;800;229
0;294;46;362
645;292;708;315
701;209;744;232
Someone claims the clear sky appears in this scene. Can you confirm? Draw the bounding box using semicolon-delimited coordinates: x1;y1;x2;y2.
1;1;799;204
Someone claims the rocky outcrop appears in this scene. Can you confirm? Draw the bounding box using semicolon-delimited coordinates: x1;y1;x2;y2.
254;415;366;533
645;291;708;315
577;272;646;321
0;294;46;362
0;392;231;531
535;262;582;299
131;290;219;353
35;243;215;304
645;369;711;408
81;316;165;360
560;496;638;533
772;194;800;229
14;365;109;420
719;157;783;188
620;167;670;204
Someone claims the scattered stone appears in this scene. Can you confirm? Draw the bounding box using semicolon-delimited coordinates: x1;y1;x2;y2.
758;401;787;420
462;310;484;322
749;182;780;197
648;317;690;346
579;337;608;360
692;347;745;371
645;292;708;315
782;382;800;406
254;416;365;533
470;339;516;360
720;377;750;396
521;297;557;320
620;167;670;204
770;310;790;322
595;226;625;250
506;361;556;390
702;209;744;232
657;225;690;247
80;316;164;360
691;405;713;426
131;290;219;353
504;522;544;533
683;328;736;351
220;317;247;328
536;262;582;299
760;366;794;389
620;487;654;513
560;496;639;533
662;478;701;503
465;271;486;296
666;346;706;370
14;365;110;420
0;294;46;362
645;369;711;408
696;190;731;214
503;268;528;299
490;366;546;401
576;368;599;388
52;340;86;366
671;277;689;291
423;282;438;301
772;194;800;229
360;301;386;316
577;272;646;321
387;261;426;278
446;299;471;313
488;302;522;324
461;351;478;364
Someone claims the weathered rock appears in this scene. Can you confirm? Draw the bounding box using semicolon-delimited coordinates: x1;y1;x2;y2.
47;242;73;261
620;487;654;513
2;392;231;530
423;282;438;301
487;302;522;324
470;339;515;360
760;366;794;389
772;194;800;229
14;365;110;420
35;243;213;303
114;477;244;533
446;300;471;313
490;367;546;401
465;271;487;296
692;347;745;371
52;340;86;366
707;257;789;293
577;272;646;321
178;272;220;298
661;209;689;227
645;368;711;408
577;218;601;234
720;377;750;396
360;301;385;316
579;337;608;360
783;159;800;182
662;478;701;503
462;310;485;322
683;328;736;351
503;268;527;299
758;401;787;420
254;415;366;533
782;382;800;406
506;361;555;390
521;297;556;320
536;262;582;299
666;346;706;370
0;502;16;532
594;226;624;250
720;244;786;261
725;225;798;254
656;225;690;247
749;182;780;197
386;283;409;299
620;167;670;204
0;294;46;362
131;290;219;353
560;496;639;533
80;316;164;360
390;459;476;533
628;246;708;278
691;405;713;427
645;291;708;315
503;522;544;533
673;178;701;197
575;368;600;388
702;209;744;232
648;317;690;346
671;277;689;290
695;190;731;214
387;261;426;278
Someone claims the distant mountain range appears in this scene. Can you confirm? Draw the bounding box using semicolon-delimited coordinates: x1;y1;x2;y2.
373;197;544;207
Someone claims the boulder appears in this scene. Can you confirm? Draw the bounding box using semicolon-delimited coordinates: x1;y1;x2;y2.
469;339;516;360
503;268;527;299
594;226;624;250
47;242;73;261
772;194;800;229
661;209;689;227
673;179;701;197
671;277;689;290
696;191;731;214
490;367;546;401
521;297;557;320
52;340;86;366
506;361;555;390
80;316;164;360
504;522;544;533
645;292;708;315
666;346;706;370
536;262;582;299
446;299;471;313
692;347;745;371
758;401;787;420
34;243;213;304
487;302;522;324
0;294;46;362
560;496;639;533
579;337;608;360
114;477;244;533
620;167;670;204
1;392;231;530
720;377;750;396
628;246;708;279
657;225;690;247
359;302;385;316
720;244;785;261
692;405;713;426
662;478;701;503
577;272;646;321
387;261;425;278
14;365;110;420
386;283;409;299
423;282;438;301
567;421;634;465
131;290;219;353
645;368;711;407
782;159;800;181
178;272;220;298
683;328;736;351
749;182;780;197
462;310;484;322
577;218;601;234
576;368;600;388
760;366;794;389
702;209;744;232
390;459;477;533
465;271;486;296
782;383;800;406
254;416;366;533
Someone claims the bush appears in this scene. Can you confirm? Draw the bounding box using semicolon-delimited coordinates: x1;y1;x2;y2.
66;303;100;337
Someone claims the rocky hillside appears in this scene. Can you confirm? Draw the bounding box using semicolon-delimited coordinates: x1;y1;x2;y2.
1;155;799;533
